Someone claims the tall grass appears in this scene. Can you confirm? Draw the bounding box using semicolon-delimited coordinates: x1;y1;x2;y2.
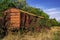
1;27;60;40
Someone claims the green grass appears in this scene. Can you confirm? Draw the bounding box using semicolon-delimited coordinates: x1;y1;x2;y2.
53;31;60;40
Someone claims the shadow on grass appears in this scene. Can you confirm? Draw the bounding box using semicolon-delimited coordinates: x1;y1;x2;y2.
0;27;8;40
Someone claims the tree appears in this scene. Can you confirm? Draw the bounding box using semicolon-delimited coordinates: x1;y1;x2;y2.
49;18;59;26
0;0;26;11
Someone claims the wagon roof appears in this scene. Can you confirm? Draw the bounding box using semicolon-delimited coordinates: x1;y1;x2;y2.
20;10;44;18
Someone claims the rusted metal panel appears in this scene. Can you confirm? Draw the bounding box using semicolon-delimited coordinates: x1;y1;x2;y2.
20;12;26;27
25;14;30;29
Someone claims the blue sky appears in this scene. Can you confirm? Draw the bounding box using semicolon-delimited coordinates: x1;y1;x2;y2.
26;0;60;21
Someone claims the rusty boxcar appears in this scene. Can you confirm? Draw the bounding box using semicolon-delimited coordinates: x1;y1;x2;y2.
3;8;44;31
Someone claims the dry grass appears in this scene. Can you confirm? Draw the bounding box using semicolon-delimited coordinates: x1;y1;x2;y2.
2;26;60;40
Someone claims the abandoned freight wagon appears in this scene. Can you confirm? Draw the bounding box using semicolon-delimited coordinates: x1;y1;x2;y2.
3;8;44;31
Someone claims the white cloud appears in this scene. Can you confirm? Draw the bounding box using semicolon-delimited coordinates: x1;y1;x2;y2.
43;8;60;21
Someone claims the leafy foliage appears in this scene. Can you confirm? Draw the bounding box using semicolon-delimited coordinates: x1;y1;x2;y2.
0;0;26;11
49;18;59;26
